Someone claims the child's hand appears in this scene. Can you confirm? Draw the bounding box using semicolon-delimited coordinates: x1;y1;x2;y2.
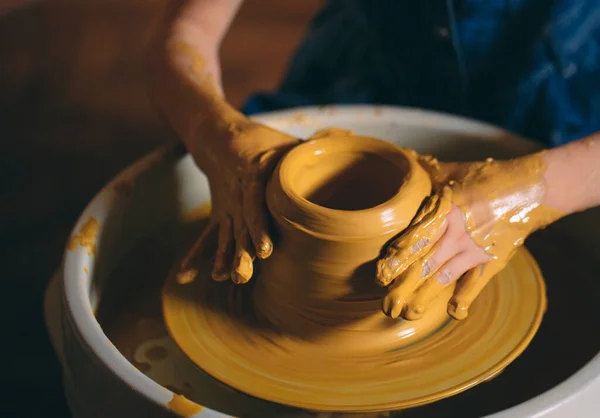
376;153;562;320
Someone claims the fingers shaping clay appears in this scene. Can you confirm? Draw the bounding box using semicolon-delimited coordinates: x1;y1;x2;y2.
254;132;453;351
162;131;547;413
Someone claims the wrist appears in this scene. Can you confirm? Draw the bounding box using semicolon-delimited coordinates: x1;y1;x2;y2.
453;155;563;241
504;153;564;231
541;135;600;216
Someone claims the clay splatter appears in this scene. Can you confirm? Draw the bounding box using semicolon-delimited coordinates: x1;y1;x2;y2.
167;394;203;417
68;217;99;255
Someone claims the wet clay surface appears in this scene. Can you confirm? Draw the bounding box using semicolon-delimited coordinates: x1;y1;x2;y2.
96;211;302;418
98;210;599;417
250;134;447;349
163;236;544;412
162;135;547;412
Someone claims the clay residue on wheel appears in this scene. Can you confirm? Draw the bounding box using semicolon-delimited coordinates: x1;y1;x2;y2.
67;216;99;255
168;393;203;417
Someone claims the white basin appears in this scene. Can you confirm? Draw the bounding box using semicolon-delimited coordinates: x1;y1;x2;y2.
45;105;600;417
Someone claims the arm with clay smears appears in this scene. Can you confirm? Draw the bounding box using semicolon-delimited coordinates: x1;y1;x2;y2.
150;0;299;285
150;0;243;138
376;133;600;321
542;134;600;215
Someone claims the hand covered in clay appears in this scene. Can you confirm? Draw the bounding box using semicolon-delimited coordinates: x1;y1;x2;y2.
377;153;562;321
148;14;300;285
178;117;299;285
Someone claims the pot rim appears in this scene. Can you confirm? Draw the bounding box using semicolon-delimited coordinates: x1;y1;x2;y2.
62;105;600;418
269;134;431;239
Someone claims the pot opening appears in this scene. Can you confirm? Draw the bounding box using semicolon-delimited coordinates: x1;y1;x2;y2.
291;151;408;211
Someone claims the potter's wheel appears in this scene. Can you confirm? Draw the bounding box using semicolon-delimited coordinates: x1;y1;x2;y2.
163;239;546;412
55;106;600;418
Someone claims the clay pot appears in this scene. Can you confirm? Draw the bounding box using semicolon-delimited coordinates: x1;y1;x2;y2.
254;131;452;351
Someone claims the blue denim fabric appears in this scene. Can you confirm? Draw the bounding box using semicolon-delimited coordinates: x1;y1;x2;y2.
243;0;600;146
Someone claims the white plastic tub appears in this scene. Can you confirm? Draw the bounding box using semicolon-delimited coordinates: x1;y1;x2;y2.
45;106;600;417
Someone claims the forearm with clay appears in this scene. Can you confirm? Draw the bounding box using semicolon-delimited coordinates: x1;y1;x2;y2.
542;133;600;216
150;0;299;285
150;0;245;150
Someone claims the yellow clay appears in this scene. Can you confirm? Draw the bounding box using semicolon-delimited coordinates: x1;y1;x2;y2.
167;394;203;417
